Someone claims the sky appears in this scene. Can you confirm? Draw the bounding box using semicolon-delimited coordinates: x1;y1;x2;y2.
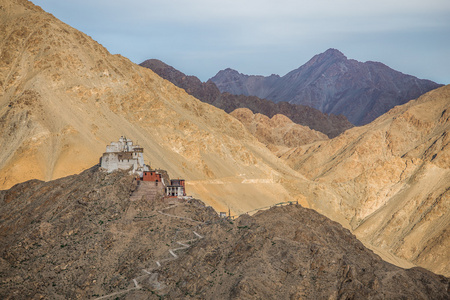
32;0;450;84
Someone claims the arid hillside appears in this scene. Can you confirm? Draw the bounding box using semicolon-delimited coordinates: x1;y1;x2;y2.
1;167;448;299
0;0;309;214
230;108;328;153
159;205;449;299
282;85;450;276
1;0;448;279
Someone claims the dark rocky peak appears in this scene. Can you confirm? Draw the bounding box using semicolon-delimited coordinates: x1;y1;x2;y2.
140;59;200;86
140;58;168;69
211;68;280;83
321;48;347;60
210;49;443;126
210;68;250;84
301;48;347;69
212;67;242;78
294;48;348;73
139;59;217;102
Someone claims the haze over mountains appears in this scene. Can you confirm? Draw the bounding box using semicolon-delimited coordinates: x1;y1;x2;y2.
140;59;353;138
210;49;443;125
0;0;449;296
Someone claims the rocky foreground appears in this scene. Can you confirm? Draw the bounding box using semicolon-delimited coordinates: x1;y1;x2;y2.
1;166;448;299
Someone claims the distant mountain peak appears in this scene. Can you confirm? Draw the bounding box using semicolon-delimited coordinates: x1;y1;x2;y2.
210;49;443;125
323;48;346;58
306;48;348;66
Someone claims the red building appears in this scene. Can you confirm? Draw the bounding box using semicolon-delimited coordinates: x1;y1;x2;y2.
141;170;162;183
138;170;187;198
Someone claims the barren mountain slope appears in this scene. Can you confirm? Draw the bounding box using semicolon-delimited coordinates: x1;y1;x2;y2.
2;0;447;277
0;0;307;214
158;205;449;299
0;166;220;299
230;108;328;153
140;59;353;138
282;85;450;276
1;168;448;299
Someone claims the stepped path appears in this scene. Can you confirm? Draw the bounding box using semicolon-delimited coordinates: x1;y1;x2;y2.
94;202;205;299
130;181;164;201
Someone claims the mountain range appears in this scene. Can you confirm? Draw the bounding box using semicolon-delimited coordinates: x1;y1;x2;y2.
210;49;443;125
0;0;449;296
140;59;353;138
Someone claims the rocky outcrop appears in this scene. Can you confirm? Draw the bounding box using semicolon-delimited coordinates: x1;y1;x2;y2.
0;166;219;299
140;59;353;138
1;169;448;299
230;108;328;152
281;85;450;276
158;205;449;299
210;49;443;125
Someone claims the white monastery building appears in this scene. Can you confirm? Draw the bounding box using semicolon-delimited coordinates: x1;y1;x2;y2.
100;136;149;176
100;136;187;198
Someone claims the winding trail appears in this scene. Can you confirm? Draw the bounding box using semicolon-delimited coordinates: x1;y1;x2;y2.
94;203;204;300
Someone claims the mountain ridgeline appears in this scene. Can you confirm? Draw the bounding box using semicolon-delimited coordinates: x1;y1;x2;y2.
1;167;448;299
140;59;353;138
281;85;450;277
210;49;443;125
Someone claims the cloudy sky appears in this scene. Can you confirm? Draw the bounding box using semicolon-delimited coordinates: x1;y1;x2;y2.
32;0;450;84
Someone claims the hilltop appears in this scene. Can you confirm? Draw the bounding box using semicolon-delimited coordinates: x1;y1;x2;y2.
1;167;448;299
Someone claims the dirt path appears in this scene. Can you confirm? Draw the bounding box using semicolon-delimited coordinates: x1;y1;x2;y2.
94;203;204;299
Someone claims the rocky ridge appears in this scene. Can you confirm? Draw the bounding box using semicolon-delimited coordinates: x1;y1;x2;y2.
281;85;450;276
157;205;449;299
230;108;328;152
1;167;448;299
0;165;217;299
140;59;353;138
210;49;443;125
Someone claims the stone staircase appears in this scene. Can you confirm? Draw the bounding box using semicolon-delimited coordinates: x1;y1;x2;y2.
130;181;164;201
